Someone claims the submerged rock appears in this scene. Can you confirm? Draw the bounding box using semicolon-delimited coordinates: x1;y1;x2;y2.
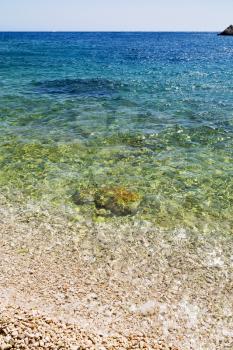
218;25;233;36
33;78;127;97
72;188;94;205
94;186;141;216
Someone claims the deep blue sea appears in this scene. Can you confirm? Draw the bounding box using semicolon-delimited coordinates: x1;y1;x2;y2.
1;32;233;230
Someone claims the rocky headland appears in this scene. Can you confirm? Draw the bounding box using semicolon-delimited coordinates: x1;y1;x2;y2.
218;25;233;35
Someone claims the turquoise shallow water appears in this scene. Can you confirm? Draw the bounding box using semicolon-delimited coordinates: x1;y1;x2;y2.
1;32;233;230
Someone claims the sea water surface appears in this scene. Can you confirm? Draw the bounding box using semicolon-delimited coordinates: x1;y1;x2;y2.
0;32;233;230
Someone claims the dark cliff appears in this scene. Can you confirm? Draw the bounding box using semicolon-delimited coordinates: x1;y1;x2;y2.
218;25;233;35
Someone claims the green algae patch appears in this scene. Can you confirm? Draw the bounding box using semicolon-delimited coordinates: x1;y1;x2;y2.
94;186;141;216
1;126;233;231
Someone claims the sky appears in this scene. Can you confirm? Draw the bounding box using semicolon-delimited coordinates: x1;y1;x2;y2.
0;0;233;32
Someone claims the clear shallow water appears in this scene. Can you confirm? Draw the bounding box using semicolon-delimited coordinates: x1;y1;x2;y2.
1;32;233;230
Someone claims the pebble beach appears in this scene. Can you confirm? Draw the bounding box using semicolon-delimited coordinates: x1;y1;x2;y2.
0;199;232;349
1;32;233;349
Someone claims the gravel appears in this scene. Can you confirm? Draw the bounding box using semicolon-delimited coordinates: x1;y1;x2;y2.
0;307;179;350
0;198;232;349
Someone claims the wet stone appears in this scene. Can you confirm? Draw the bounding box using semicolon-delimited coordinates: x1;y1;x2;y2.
94;186;141;216
72;189;94;206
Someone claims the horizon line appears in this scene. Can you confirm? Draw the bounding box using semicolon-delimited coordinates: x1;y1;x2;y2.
0;30;220;33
